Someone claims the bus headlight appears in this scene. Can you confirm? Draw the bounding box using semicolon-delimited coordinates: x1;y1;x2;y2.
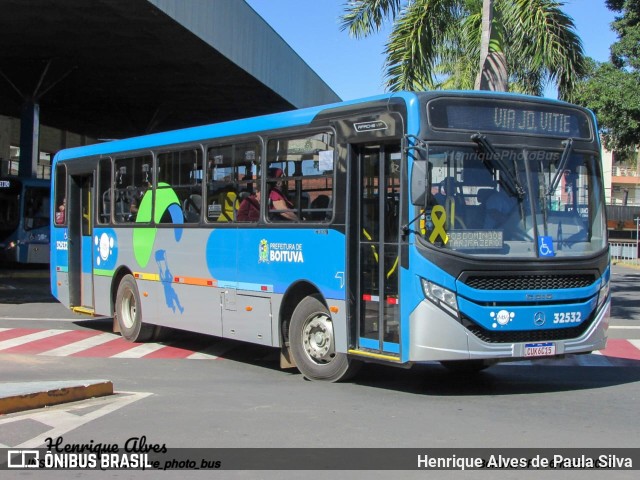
597;277;610;312
421;279;458;317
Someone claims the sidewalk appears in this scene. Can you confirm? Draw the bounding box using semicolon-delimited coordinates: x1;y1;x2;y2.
614;260;640;270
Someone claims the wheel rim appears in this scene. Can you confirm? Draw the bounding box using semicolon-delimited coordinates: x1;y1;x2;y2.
301;313;335;364
120;288;136;329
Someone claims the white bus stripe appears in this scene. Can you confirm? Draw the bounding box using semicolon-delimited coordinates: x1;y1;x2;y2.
110;343;166;358
0;329;66;350
39;333;117;356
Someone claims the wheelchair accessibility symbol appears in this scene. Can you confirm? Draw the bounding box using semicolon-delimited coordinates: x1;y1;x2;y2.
537;236;555;257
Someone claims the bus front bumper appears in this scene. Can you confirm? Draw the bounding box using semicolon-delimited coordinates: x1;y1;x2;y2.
409;297;610;363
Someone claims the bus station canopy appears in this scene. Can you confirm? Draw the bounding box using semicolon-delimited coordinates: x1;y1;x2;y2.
0;0;340;139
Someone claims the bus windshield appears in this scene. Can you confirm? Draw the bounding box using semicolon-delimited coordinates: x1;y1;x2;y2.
0;181;20;240
422;142;607;258
23;186;50;231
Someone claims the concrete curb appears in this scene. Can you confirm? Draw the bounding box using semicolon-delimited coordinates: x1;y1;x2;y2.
0;380;114;415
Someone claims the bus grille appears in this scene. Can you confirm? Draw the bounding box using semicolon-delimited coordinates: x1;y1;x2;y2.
463;274;596;291
461;313;595;344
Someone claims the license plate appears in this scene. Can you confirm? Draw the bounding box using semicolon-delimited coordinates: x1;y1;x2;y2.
524;342;556;358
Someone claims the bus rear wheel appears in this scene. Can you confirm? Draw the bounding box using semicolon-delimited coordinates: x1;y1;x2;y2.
115;274;155;342
289;295;359;382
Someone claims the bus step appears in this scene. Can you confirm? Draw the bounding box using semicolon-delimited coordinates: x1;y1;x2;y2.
71;306;96;316
348;349;401;362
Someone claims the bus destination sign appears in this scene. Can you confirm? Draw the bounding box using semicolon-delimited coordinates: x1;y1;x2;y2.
428;98;592;139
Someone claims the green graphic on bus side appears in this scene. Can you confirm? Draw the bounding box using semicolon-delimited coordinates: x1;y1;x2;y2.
132;182;182;268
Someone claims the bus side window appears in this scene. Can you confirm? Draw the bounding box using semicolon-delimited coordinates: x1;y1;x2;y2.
216;189;237;222
206;145;235;223
205;141;260;223
309;194;331;221
157;149;203;225
112;188;129;222
266;132;334;223
183;194;202;223
114;154;152;223
54;164;67;227
102;190;111;220
97;158;112;224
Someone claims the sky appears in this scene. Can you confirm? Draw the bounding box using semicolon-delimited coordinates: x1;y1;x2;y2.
245;0;619;101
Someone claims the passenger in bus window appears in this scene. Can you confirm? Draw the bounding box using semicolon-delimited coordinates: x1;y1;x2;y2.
128;183;149;221
483;188;517;229
129;197;139;216
268;168;298;221
237;183;261;222
55;198;66;225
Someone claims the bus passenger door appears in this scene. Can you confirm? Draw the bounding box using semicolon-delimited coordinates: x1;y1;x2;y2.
68;174;95;311
351;143;402;357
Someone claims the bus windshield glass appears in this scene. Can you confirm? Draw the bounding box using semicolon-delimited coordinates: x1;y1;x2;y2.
0;182;20;237
422;143;607;258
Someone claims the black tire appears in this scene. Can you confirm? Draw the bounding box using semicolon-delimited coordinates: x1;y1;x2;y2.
289;295;360;382
115;274;156;342
440;360;489;374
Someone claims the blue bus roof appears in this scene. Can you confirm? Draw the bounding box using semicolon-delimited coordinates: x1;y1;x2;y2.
52;90;594;164
53;92;415;164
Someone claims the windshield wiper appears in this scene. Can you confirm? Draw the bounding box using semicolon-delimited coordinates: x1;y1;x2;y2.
471;133;525;200
546;138;573;196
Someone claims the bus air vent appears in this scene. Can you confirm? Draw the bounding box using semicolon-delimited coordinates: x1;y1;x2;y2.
464;274;595;291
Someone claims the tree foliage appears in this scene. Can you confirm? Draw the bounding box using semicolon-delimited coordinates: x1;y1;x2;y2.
607;0;640;70
340;0;586;99
574;0;640;152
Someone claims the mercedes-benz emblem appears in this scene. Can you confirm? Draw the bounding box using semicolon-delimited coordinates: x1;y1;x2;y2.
534;312;546;326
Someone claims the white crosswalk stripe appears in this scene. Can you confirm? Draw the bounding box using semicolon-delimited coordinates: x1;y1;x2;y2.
110;343;167;358
0;329;66;350
39;332;118;356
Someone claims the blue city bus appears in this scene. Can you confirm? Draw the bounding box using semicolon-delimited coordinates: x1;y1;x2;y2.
50;91;610;381
0;176;50;264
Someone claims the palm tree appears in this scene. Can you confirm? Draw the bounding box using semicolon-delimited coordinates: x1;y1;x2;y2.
476;0;506;91
340;0;586;100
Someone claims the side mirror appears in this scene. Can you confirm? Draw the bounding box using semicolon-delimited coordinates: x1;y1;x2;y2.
411;160;430;206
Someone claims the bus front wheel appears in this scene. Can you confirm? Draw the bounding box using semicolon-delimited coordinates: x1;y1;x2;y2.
115;274;155;342
289;295;359;382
